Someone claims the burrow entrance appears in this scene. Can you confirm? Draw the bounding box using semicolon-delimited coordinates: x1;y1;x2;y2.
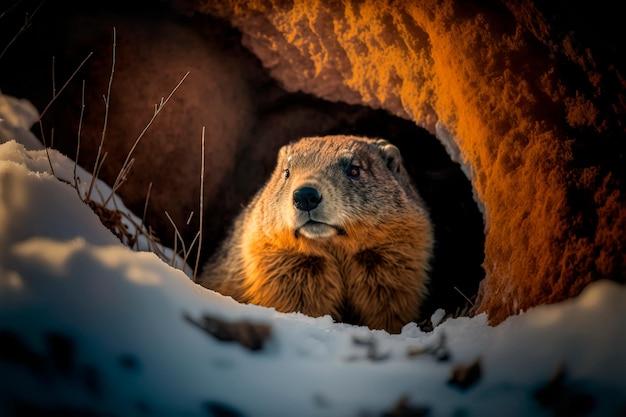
0;0;484;321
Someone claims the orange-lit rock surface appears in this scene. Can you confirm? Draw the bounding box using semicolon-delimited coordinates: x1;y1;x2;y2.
187;0;626;322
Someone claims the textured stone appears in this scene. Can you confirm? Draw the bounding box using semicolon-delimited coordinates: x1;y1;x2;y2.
186;0;626;322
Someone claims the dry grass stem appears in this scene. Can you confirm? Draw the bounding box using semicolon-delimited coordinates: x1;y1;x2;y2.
38;123;55;176
74;79;86;196
132;182;153;246
183;232;201;266
453;286;474;306
0;0;25;22
38;51;93;120
106;157;135;200
0;0;45;61
141;182;153;225
165;210;187;259
87;27;116;201
193;126;205;281
51;55;56;97
36;51;93;179
93;152;108;190
164;209;202;270
170;227;178;267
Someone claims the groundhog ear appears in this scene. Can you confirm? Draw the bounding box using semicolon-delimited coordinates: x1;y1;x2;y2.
376;140;402;174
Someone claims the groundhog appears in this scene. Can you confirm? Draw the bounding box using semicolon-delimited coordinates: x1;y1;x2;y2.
199;135;433;333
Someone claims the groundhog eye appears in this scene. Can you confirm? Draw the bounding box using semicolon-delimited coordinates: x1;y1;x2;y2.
283;168;290;179
346;165;360;179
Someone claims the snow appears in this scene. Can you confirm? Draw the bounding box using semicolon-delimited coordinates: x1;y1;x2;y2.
0;94;43;151
430;308;446;328
1;95;626;416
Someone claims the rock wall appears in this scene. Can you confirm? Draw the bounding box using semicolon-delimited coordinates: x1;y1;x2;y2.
185;0;626;322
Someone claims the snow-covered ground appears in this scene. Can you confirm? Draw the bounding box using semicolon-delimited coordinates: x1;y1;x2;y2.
1;94;625;417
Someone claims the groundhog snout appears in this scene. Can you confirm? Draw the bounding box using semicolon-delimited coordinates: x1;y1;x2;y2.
293;186;322;211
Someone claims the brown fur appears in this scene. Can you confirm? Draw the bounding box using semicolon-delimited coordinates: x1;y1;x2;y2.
199;135;433;333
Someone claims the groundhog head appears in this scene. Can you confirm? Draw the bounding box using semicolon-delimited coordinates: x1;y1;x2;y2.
256;135;422;242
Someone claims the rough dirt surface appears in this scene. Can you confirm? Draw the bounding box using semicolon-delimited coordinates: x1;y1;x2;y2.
184;0;626;322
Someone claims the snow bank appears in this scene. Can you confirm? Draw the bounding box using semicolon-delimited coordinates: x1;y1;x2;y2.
1;97;626;416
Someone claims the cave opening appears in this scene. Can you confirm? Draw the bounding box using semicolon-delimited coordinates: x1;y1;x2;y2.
0;0;485;324
230;94;487;320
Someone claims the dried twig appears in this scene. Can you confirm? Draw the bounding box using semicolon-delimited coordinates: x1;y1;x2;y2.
0;0;25;22
165;210;187;260
74;79;86;197
51;55;56;97
118;208;162;255
170;227;178;268
453;286;474;306
193;126;205;281
141;183;153;226
36;51;93;178
105;157;135;201
103;71;190;206
109;188;121;211
86;174;168;267
92;152;108;192
183;231;201;266
164;210;201;270
0;0;45;61
132;182;152;248
85;200;135;248
40;126;55;176
38;52;93;120
87;27;116;201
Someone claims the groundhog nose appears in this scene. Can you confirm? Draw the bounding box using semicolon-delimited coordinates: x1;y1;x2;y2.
293;186;322;211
